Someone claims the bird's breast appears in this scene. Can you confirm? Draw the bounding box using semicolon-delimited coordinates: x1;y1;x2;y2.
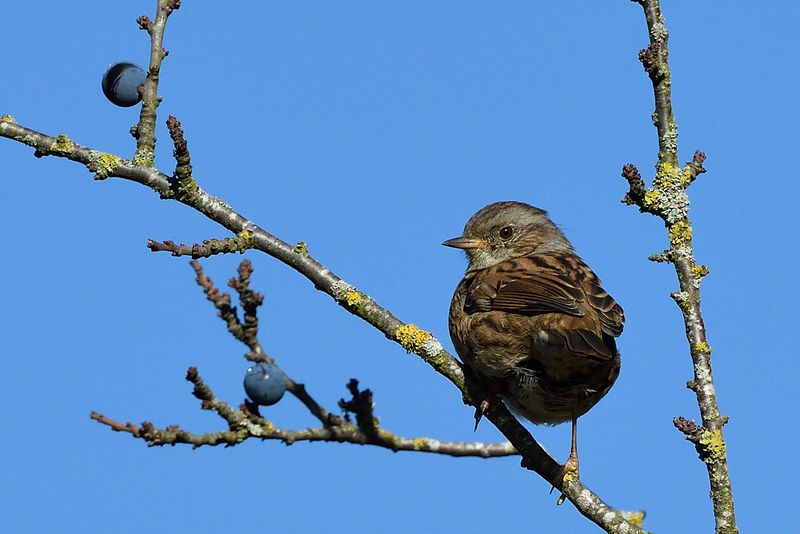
457;311;537;378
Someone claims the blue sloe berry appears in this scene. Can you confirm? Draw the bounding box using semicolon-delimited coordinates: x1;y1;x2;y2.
101;62;146;107
244;362;287;406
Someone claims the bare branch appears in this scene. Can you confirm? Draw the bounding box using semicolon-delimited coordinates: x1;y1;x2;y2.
166;115;192;181
132;0;181;166
147;235;254;258
0;0;652;528
624;1;737;532
187;260;518;456
0;119;170;190
227;260;263;345
92;366;517;458
285;379;340;427
0;112;643;534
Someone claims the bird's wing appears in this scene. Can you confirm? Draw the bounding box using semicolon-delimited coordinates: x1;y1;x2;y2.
466;256;584;316
465;254;625;337
579;264;625;337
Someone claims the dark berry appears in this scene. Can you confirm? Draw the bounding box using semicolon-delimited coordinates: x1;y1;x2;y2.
244;362;287;406
101;62;146;107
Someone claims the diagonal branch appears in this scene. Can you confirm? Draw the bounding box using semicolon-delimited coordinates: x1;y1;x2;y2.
0;0;648;528
0;112;644;534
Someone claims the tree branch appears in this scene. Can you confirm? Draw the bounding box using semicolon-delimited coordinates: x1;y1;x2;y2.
147;236;253;258
92;259;517;459
0;0;651;529
624;1;738;532
0;115;644;531
92;361;518;458
132;0;181;166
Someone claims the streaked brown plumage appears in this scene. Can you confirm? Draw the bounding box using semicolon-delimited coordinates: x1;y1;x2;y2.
444;201;623;477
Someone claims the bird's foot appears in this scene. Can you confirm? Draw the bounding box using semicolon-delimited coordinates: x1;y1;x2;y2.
473;398;491;431
552;454;580;505
562;452;579;479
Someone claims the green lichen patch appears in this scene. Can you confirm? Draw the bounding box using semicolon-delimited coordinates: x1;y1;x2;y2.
419;337;445;361
376;428;396;445
87;151;122;179
671;291;690;311
395;324;432;354
132;149;154;167
174;176;199;202
681;166;694;187
412;437;428;451
621;511;646;528
653;161;676;188
650;21;669;42
344;290;364;307
668;220;692;246
50;133;74;155
691;264;710;279
694;341;712;355
236;230;254;251
699;428;726;463
425;349;451;372
330;281;356;301
641;160;690;223
293;241;309;256
643;189;660;207
661;116;678;153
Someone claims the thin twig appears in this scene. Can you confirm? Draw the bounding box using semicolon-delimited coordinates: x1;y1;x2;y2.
188;259;518;459
91;367;517;458
166;115;192;181
132;0;181;166
147;236;254;258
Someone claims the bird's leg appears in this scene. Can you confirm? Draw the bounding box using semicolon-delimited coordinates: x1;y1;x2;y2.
553;411;580;504
564;411;580;475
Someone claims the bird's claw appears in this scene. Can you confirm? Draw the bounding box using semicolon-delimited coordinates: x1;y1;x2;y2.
551;454;580;505
473;398;491;431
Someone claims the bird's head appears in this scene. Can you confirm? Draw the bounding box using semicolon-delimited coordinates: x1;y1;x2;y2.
442;201;573;271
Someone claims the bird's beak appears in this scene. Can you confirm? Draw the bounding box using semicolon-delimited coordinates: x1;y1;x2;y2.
442;236;485;250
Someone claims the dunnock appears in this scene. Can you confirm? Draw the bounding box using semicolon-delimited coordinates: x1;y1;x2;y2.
444;201;623;479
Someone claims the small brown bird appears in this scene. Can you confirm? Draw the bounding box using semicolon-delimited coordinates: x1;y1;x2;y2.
444;201;623;479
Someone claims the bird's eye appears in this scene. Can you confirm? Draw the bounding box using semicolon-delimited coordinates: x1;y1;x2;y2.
499;226;514;240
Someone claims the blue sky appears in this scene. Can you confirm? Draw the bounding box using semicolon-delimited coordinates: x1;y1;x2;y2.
2;2;797;532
